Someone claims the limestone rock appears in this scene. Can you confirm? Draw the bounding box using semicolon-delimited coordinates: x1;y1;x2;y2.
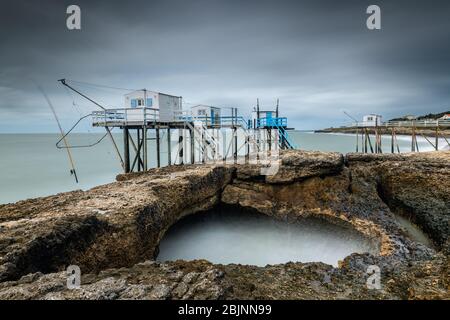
0;150;448;299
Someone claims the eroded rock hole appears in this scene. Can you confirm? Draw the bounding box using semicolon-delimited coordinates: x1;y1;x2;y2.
157;205;378;267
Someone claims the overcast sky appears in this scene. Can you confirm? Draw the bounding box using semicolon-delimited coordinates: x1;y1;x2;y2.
1;0;449;132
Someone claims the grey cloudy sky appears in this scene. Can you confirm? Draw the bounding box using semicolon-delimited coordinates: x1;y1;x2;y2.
1;0;449;132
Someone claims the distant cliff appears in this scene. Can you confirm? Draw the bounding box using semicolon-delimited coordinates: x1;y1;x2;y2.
390;110;450;121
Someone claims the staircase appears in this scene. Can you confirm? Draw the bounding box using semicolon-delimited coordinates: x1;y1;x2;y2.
275;124;297;149
184;120;219;162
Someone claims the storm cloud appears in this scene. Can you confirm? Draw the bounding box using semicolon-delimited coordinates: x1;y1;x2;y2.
0;0;449;132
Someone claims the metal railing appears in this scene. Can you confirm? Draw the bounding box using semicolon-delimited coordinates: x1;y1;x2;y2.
92;108;160;125
177;113;249;128
257;117;287;127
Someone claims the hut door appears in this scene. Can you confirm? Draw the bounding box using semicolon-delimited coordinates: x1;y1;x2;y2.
210;109;215;124
266;112;272;125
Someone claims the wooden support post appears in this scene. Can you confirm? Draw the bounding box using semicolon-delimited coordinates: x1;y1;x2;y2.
178;129;184;165
190;127;195;164
393;128;400;153
365;128;374;153
232;108;238;163
391;128;394;154
183;128;187;164
356;129;359;152
411;125;416;152
374;128;378;153
223;129;227;161
128;133;144;169
362;129;365;153
210;129;215;161
131;129;144;172
143;126;148;171
378;129;382;153
435;127;439;151
137;129;141;171
167;128;171;166
245;134;250;163
233;126;238;163
201;130;206;164
123;127;130;173
156;127;160;168
364;129;368;153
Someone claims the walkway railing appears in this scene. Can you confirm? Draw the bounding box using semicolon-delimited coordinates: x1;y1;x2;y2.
257;117;287;128
92;108;159;125
178;113;249;128
347;119;450;128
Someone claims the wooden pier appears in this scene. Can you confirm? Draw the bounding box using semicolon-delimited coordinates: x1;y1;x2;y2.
350;119;450;153
91;107;297;173
57;79;297;175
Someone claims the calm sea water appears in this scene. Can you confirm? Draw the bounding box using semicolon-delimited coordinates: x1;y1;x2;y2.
157;207;377;267
0;131;444;204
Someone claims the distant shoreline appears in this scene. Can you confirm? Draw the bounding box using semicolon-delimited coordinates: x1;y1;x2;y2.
315;127;450;139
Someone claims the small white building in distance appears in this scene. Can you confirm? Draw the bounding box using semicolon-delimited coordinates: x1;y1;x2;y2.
361;114;383;127
439;113;450;120
124;90;182;122
191;105;221;125
403;115;417;121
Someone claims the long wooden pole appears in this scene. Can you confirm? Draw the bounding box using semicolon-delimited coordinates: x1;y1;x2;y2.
40;86;79;183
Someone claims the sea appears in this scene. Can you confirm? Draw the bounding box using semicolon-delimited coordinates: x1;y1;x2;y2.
0;131;446;205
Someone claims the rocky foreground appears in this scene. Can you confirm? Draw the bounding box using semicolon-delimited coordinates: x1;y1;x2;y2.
0;151;448;299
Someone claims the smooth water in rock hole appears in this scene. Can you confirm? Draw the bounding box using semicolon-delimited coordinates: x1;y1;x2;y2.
157;208;378;267
392;213;434;248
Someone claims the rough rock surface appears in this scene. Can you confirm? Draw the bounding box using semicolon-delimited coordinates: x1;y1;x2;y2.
0;165;233;282
0;150;448;299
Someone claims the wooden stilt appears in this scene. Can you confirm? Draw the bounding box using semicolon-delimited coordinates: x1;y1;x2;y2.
245;134;250;163
364;128;368;153
190;127;195;164
156;126;160;168
201;129;206;164
178;129;183;165
131;130;143;172
137;129;142;171
233;126;237;163
123;127;130;173
391;128;394;154
356;129;359;152
167;128;171;166
268;129;272;153
143;126;148;171
128;133;144;169
365;128;374;153
435;127;439;151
